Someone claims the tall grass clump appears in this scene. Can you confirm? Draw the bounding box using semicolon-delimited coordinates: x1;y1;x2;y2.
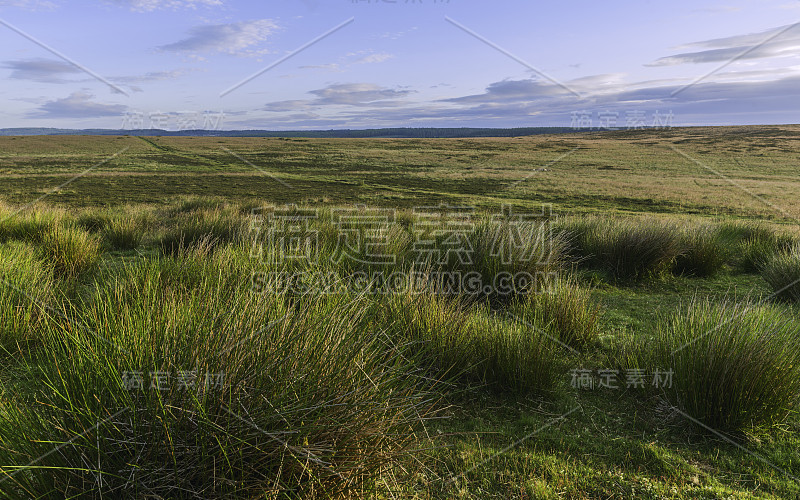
0;209;59;244
158;209;246;255
409;216;567;303
0;259;432;498
467;309;561;394
560;217;683;281
652;300;800;432
38;224;101;278
467;219;566;302
250;208;566;302
510;277;601;348
102;213;146;250
720;221;797;271
0;242;54;352
246;208;322;275
385;283;560;394
672;224;729;277
740;230;796;272
171;196;228;215
74;211;111;233
760;243;800;302
314;217;412;275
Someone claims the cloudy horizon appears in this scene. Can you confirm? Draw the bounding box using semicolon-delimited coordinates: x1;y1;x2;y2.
2;0;800;130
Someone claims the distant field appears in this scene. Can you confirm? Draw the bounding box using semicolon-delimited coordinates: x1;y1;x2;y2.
0;125;798;222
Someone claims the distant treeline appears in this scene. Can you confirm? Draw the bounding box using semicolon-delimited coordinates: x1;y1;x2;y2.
0;127;582;138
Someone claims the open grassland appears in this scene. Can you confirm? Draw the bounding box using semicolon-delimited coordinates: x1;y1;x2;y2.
0;125;799;221
1;126;800;498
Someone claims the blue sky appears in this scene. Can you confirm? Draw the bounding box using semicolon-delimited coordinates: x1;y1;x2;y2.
1;0;800;130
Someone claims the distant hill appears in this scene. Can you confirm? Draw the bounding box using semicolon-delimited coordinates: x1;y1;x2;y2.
0;127;583;138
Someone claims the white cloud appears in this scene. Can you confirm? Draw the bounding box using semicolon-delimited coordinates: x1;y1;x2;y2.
112;68;197;84
250;70;800;129
353;53;394;64
443;78;569;104
31;91;127;118
109;0;222;11
298;51;395;73
3;58;81;83
375;27;418;41
0;0;56;10
109;68;198;92
264;100;311;112
158;19;279;56
298;63;341;72
650;23;800;66
263;83;414;112
308;83;412;106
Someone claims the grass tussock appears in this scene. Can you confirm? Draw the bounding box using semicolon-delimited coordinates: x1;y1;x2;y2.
101;214;146;250
728;223;797;272
673;224;729;277
38;224;101;278
0;262;433;498
386;283;560;394
402;217;566;303
0;210;60;244
4;197;800;497
74;211;111;233
466;219;566;302
0;242;55;352
760;243;800;302
653;300;800;432
158;209;247;255
252;210;566;304
560;217;683;281
171;196;229;215
511;276;601;348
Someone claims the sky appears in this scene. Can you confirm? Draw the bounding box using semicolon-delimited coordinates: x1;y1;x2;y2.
1;0;800;130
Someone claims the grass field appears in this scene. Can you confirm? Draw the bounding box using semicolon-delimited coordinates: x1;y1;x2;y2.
1;126;800;498
1;125;799;220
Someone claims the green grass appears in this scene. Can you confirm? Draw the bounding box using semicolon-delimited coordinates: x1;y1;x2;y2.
561;217;684;281
74;211;111;233
2;125;800;498
673;223;729;277
100;212;147;251
1;201;799;498
0;209;60;244
651;300;800;432
511;276;602;348
2;126;800;222
158;208;247;255
385;283;561;395
737;225;797;272
0;241;55;354
37;224;101;278
760;243;800;302
0;255;434;498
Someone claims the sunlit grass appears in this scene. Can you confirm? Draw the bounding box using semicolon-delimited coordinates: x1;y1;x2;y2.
653;300;800;432
0;196;799;498
760;243;800;302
